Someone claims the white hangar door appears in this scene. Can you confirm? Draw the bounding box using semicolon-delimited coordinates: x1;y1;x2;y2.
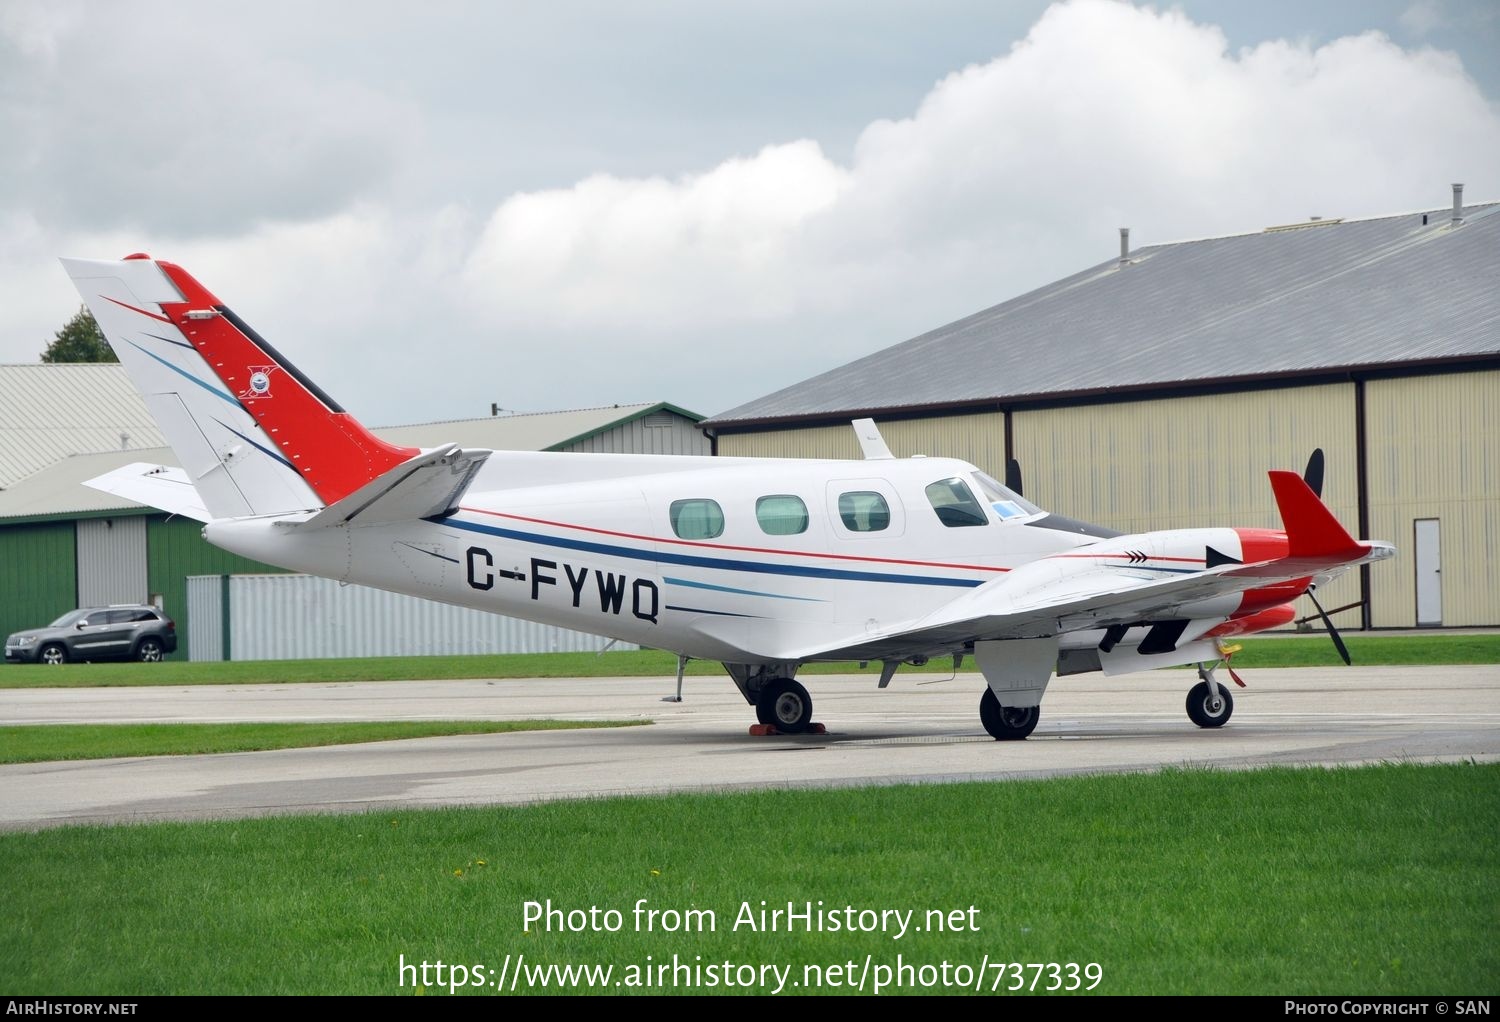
76;517;149;608
1414;518;1442;627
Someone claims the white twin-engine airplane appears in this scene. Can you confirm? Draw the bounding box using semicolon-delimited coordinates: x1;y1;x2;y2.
64;254;1393;739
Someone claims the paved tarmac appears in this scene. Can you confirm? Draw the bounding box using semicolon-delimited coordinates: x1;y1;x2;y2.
1;664;1496;830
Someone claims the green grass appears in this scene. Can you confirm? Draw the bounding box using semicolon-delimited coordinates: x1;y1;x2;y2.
0;762;1493;995
0;720;646;764
1225;632;1500;667
2;634;1494;688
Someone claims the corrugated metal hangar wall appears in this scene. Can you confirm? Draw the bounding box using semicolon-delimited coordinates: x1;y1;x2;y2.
186;574;635;661
712;369;1500;628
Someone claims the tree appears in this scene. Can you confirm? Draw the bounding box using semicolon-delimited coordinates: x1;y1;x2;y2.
41;306;118;363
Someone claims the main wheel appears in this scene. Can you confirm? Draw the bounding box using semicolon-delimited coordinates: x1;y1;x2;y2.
1186;680;1233;728
756;679;813;733
39;643;67;665
136;638;164;663
979;688;1039;740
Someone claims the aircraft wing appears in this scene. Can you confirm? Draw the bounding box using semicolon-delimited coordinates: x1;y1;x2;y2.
780;549;1383;663
777;470;1394;663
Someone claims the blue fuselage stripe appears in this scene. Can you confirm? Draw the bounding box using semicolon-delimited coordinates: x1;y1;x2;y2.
440;517;984;589
665;605;760;618
663;576;825;602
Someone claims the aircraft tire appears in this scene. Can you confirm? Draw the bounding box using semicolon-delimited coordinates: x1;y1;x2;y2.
1186;680;1233;728
755;698;775;726
758;679;812;733
979;688;1039;740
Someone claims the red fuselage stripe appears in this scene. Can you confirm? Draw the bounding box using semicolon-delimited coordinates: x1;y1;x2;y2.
1047;553;1206;564
459;506;1013;573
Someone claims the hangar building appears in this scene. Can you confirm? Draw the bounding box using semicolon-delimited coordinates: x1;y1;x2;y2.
701;187;1500;629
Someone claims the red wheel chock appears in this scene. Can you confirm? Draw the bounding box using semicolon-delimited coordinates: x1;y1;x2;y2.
748;722;826;736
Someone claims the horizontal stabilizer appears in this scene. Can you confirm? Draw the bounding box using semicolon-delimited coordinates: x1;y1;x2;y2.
84;463;212;523
284;445;490;529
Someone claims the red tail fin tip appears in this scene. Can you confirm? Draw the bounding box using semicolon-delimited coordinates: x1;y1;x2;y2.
1268;470;1366;560
152;259;417;505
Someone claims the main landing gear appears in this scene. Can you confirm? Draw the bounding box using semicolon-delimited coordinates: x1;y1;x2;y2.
756;678;814;733
724;664;821;735
973;638;1054;741
979;688;1040;740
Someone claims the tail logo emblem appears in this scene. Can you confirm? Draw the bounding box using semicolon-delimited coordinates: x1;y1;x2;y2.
242;366;276;399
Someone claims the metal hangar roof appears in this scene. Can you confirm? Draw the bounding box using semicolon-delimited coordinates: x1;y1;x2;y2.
704;196;1500;430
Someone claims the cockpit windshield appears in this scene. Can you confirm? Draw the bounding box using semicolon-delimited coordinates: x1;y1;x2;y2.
972;470;1043;521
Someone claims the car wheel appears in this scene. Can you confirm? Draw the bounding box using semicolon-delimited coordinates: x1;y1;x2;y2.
136;638;164;663
39;643;67;665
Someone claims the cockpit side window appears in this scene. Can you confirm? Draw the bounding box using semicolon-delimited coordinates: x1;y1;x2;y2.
972;470;1043;521
925;477;989;527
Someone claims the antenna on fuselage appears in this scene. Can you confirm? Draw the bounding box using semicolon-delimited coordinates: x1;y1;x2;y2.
851;418;895;460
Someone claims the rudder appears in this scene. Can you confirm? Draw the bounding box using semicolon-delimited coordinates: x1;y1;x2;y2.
63;254;417;519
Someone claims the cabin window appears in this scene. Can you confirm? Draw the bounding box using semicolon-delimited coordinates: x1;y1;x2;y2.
669;498;725;539
925;477;989;527
838;491;891;532
756;494;809;536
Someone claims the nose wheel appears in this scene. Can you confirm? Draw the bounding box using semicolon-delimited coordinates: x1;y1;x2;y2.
1186;679;1233;728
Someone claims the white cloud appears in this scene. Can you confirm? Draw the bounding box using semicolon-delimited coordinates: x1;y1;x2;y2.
0;1;78;62
0;2;419;237
1400;1;1448;37
441;0;1500;417
463;140;850;328
5;0;1497;422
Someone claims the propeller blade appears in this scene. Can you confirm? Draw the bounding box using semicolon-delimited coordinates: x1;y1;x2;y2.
1303;448;1325;499
1306;587;1352;665
1005;458;1024;497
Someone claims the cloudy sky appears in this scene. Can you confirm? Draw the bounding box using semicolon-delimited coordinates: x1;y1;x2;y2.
3;0;1497;425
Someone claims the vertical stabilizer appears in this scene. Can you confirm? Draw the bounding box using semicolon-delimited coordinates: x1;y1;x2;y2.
62;255;418;519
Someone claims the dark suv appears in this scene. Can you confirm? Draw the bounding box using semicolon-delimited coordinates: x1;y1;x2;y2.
4;606;177;664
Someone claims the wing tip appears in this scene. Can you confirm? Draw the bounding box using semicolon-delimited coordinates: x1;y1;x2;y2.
1268;470;1365;560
